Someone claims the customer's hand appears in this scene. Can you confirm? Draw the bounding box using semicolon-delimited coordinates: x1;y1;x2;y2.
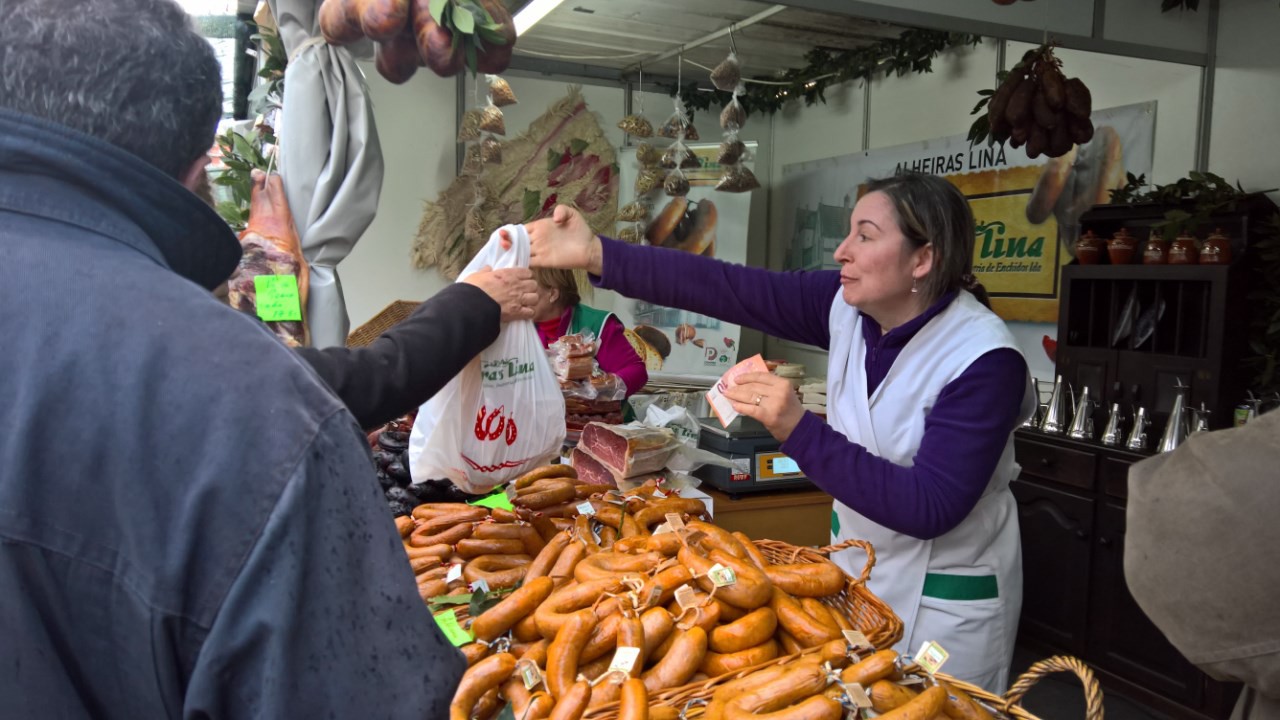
460;266;538;322
499;205;604;275
724;372;807;443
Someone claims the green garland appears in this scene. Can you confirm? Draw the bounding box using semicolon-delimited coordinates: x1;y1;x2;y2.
664;29;980;119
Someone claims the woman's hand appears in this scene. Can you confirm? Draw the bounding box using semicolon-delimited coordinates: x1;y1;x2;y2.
499;205;604;274
723;372;808;443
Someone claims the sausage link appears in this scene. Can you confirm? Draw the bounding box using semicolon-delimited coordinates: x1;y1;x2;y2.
877;685;947;720
546;609;597;699
763;561;845;598
547;679;591;720
450;652;516;720
640;626;707;693
471;576;555;642
710;606;777;654
699;638;780;676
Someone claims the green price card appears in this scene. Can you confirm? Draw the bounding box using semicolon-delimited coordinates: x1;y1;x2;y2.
470;487;515;512
434;611;473;647
254;274;302;322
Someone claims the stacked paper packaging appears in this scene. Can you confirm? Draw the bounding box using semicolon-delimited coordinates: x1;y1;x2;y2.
799;380;827;416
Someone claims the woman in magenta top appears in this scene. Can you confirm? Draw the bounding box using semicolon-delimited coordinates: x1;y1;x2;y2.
531;267;648;400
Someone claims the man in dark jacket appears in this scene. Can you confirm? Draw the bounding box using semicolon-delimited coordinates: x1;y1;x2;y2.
0;0;465;716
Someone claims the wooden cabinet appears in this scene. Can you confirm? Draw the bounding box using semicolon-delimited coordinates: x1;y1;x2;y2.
701;487;833;548
1014;432;1241;719
1011;479;1093;655
1087;503;1206;707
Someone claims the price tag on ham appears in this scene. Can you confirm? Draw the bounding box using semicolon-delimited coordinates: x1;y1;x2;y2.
705;354;770;427
708;563;737;588
252;274;303;322
914;640;950;676
434;611;473;647
664;513;686;532
577;501;596;516
607;646;641;678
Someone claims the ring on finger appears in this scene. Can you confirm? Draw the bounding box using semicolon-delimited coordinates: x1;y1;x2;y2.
753;394;763;406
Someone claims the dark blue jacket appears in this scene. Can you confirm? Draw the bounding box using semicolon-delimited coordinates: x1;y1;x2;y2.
0;108;464;718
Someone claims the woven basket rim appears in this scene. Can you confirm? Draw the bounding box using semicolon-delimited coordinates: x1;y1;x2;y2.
346;300;421;347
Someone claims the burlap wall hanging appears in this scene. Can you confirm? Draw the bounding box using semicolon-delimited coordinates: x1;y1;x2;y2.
412;86;619;280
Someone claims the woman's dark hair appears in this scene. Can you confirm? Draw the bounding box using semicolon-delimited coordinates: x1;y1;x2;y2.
0;0;223;179
862;171;990;308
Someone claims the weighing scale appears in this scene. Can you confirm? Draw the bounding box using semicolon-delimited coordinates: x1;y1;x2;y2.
693;416;814;496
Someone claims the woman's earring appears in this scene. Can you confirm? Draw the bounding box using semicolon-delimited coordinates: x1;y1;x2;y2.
911;278;919;294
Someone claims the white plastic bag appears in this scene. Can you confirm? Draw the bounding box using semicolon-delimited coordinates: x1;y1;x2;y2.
644;404;701;448
407;225;566;494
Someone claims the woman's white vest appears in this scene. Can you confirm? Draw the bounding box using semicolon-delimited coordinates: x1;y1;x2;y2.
826;290;1035;692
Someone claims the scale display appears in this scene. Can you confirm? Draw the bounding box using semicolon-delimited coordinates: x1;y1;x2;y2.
756;451;806;482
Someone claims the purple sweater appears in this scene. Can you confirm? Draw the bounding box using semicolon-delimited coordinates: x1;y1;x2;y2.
594;237;1027;540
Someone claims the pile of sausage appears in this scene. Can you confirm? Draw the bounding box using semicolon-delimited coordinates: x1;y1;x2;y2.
695;647;998;720
393;465;909;720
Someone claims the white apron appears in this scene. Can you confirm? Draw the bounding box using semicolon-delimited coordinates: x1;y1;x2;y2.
825;291;1035;693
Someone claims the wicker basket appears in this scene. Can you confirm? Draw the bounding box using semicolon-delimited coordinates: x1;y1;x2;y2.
347;300;421;347
753;537;903;652
584;651;1104;720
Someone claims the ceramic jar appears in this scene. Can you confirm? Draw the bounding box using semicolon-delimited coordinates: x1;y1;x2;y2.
1199;228;1232;265
1107;228;1138;265
1143;232;1169;265
1169;232;1200;265
1075;230;1104;265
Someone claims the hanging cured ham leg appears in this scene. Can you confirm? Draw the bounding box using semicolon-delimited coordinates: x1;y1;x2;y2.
227;169;310;347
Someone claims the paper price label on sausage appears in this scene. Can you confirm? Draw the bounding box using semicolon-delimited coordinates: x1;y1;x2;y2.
253;274;303;322
842;630;873;653
434;611;472;647
518;660;543;690
470;578;490;594
844;682;873;709
674;585;699;612
577;501;596;516
653;522;672;535
664;513;686;532
446;564;464;583
607;646;641;677
914;640;950;676
505;484;519;502
645;584;664;609
707;563;737;588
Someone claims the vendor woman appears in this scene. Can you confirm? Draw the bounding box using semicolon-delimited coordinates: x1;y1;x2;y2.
510;172;1035;692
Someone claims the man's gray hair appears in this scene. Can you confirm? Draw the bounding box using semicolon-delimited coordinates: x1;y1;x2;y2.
0;0;224;179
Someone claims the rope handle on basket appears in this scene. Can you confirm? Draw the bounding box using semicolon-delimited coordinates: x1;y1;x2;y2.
811;538;876;586
1002;655;1104;720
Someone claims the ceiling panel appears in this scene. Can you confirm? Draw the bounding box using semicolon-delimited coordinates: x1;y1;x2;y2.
513;1;913;81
